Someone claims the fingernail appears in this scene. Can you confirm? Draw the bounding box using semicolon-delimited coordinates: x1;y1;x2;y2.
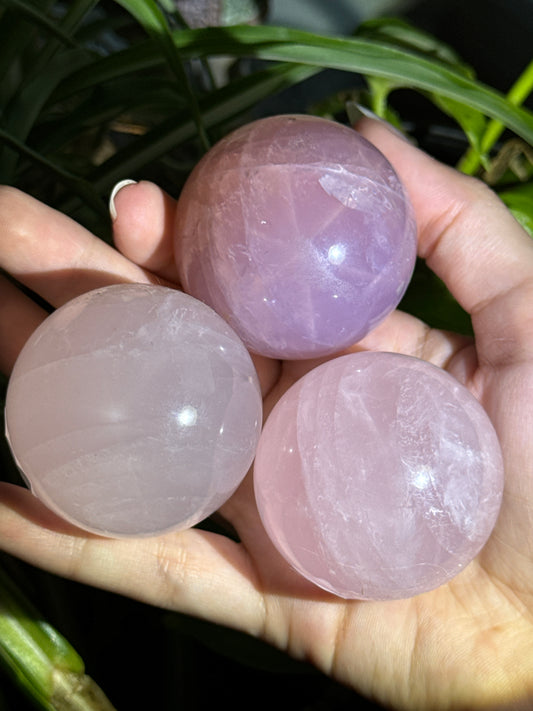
345;101;412;143
109;179;137;220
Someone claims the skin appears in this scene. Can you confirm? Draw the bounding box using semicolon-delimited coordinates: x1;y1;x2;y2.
1;118;533;710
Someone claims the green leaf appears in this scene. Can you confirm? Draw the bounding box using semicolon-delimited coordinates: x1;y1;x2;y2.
55;25;533;147
33;0;100;71
363;75;404;118
113;0;210;149
53;61;316;222
55;0;100;35
0;126;107;217
35;75;186;157
53;39;164;100
0;564;116;711
2;47;92;139
459;58;533;176
431;93;488;167
112;0;172;40
355;16;475;77
0;0;78;48
0;47;93;182
199;25;533;144
86;61;318;196
355;17;489;158
0;5;50;109
499;182;533;237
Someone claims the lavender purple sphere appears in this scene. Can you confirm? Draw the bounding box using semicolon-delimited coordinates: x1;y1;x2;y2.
3;114;504;605
175;114;417;359
253;352;504;600
5;284;262;538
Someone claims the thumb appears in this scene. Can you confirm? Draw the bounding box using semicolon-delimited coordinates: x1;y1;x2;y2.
355;117;533;368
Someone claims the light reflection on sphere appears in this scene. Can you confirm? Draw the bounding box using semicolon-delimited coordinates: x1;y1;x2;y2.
5;284;263;537
254;352;504;600
175;114;417;359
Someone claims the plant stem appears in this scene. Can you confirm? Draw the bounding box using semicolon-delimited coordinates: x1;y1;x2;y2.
458;58;533;175
0;564;117;711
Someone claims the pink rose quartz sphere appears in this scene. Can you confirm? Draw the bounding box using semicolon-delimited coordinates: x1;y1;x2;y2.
175;114;417;359
5;284;262;538
253;352;504;600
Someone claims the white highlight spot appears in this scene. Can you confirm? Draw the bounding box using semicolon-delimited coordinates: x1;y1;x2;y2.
412;466;433;490
175;406;198;427
327;243;347;265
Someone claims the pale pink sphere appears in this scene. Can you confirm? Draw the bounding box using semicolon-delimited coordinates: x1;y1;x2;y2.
175;114;417;359
5;284;262;538
254;352;504;600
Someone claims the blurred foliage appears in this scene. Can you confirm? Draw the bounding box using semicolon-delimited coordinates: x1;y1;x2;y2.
0;2;532;709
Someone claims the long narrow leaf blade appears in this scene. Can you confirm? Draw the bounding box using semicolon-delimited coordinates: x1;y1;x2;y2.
113;0;209;148
52;25;533;146
68;62;317;202
1;0;78;47
0;126;107;217
0;48;92;182
194;25;533;144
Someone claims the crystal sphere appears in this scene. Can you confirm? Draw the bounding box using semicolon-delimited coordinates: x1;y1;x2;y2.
175;114;417;359
253;352;504;600
5;284;262;538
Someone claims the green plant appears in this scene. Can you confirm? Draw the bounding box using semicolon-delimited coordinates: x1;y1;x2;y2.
0;563;116;711
353;17;533;226
1;2;532;234
0;3;532;709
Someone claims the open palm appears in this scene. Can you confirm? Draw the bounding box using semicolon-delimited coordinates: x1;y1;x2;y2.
1;119;532;710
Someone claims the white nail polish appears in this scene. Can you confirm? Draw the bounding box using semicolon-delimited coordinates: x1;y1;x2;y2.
345;100;369;125
109;179;137;220
345;101;412;143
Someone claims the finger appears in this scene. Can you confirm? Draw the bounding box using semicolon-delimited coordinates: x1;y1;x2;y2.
111;180;281;395
0;275;47;374
0;186;156;308
262;311;474;429
0;482;267;635
111;180;180;284
355;118;533;367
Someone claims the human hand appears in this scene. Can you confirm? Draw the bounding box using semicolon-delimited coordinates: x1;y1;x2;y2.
1;119;532;710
